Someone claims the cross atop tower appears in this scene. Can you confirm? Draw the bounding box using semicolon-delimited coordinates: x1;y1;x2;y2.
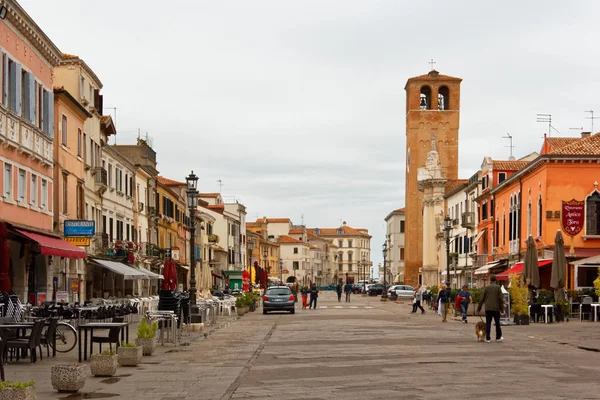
429;58;436;71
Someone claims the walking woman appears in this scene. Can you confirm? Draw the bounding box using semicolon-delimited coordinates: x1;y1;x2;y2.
301;285;309;310
437;284;451;322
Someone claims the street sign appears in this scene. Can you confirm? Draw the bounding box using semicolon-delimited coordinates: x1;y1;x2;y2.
64;220;95;237
64;237;91;247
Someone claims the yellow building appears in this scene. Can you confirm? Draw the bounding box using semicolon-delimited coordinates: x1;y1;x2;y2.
246;222;281;284
157;177;190;288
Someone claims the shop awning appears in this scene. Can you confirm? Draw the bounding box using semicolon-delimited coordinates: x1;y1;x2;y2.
570;255;600;266
496;259;553;280
89;258;148;280
474;229;487;243
139;266;163;280
15;229;87;259
473;261;502;275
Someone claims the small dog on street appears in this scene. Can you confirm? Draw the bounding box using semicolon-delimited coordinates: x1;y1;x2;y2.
475;321;486;342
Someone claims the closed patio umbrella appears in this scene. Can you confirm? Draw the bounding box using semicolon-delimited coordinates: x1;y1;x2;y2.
523;235;540;301
0;223;10;292
200;264;212;298
550;230;567;302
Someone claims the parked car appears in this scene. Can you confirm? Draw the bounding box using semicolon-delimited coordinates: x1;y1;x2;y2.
387;285;415;299
367;283;385;296
262;286;296;314
351;283;363;294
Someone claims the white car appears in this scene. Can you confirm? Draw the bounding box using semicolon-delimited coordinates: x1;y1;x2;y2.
387;285;415;298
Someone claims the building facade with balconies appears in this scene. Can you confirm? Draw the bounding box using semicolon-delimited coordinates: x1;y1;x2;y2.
443;180;472;289
0;1;73;304
384;208;405;284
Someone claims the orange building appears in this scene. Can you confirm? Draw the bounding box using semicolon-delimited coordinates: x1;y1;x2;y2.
491;133;600;289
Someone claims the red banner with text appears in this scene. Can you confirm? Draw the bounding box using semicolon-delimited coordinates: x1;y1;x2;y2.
561;199;585;236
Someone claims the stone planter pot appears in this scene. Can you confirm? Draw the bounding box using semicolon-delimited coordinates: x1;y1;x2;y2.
237;307;245;316
244;306;249;314
136;338;157;356
90;353;118;377
51;364;87;393
249;302;256;312
0;386;35;400
117;346;143;367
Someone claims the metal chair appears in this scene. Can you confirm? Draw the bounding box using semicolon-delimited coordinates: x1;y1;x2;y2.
91;324;122;353
6;319;45;363
40;318;58;358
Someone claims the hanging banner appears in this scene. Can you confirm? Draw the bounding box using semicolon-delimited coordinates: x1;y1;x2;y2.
561;199;585;236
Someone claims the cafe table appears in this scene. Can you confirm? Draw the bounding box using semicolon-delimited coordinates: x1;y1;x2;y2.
78;322;129;362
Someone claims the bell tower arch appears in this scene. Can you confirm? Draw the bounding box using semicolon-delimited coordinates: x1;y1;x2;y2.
403;69;462;287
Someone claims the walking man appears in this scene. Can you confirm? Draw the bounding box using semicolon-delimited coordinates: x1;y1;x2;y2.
436;284;451;322
411;284;425;314
477;275;504;343
335;282;343;302
344;281;352;302
458;284;473;323
308;283;319;310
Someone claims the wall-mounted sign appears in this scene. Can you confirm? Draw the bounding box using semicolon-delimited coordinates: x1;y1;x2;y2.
64;220;95;237
0;6;7;20
64;237;91;247
70;278;80;294
171;247;180;261
561;199;585;236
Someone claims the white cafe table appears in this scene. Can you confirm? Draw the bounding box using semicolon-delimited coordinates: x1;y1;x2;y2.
591;304;600;322
541;304;554;324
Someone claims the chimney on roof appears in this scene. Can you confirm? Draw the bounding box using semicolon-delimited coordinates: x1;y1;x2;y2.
582;132;591;138
343;221;347;226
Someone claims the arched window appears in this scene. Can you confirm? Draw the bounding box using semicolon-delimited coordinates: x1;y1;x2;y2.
420;86;432;110
438;86;450;110
586;191;600;235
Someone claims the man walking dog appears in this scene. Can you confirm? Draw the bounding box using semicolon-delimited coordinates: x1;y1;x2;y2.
477;274;504;343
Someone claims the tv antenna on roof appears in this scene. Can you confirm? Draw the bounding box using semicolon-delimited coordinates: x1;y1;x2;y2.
217;179;223;193
536;113;561;137
502;133;515;159
585;110;599;134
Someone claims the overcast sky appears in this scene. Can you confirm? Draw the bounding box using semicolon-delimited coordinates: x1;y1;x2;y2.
21;0;600;268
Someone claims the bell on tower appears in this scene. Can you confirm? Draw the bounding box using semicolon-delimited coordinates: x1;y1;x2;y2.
420;86;431;110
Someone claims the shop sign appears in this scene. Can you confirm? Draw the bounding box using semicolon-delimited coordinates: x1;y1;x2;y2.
56;291;69;303
71;278;80;294
171;247;180;261
64;237;91;246
561;199;585;236
64;220;95;237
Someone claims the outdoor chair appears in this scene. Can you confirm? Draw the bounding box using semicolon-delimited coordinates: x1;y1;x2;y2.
91;323;122;353
6;319;45;363
0;337;5;380
0;317;17;340
529;304;544;323
40;318;58;358
581;304;593;321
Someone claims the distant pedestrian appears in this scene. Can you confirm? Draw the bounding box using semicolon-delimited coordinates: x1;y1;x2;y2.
336;282;343;302
308;283;319;309
458;284;473;323
301;286;309;309
411;284;425;314
477;274;504;343
292;282;299;303
344;282;352;302
437;284;451;322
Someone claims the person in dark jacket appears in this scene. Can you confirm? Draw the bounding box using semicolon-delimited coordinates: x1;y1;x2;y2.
308;283;319;310
344;282;353;302
335;283;343;302
437;284;451;322
477;274;504;342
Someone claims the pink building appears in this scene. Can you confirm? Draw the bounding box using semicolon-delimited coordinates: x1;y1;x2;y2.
0;1;85;304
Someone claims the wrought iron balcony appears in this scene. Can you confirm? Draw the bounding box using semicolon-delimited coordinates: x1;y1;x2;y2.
93;167;108;194
461;212;475;229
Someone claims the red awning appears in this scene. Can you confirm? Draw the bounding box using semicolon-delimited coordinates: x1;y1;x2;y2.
211;272;223;279
496;259;553;280
15;229;87;259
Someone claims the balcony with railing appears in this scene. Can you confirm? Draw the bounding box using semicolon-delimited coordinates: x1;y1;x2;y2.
472;254;489;268
461;212;475;229
0;108;53;166
93;167;108;194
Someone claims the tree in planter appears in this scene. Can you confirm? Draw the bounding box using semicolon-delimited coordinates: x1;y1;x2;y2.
90;350;118;377
594;267;600;299
0;379;35;400
508;274;529;325
136;318;158;356
117;342;142;367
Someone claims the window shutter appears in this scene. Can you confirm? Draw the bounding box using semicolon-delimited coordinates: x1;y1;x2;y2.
29;73;35;124
21;71;29;120
47;90;54;138
14;63;21;116
2;54;7;107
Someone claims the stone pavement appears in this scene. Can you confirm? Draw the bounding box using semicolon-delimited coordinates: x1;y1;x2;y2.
7;293;600;399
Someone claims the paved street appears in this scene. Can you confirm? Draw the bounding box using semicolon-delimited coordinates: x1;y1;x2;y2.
9;292;600;399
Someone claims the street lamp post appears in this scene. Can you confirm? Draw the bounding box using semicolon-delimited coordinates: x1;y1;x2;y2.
381;242;388;299
247;238;255;290
443;215;452;287
263;246;268;288
279;258;283;283
361;254;366;293
185;171;199;315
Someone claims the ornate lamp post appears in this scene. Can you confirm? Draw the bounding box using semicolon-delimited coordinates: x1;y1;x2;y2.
443;215;452;286
262;246;268;288
381;242;388;299
361;254;367;292
279;258;283;283
185;171;199;307
247;238;255;271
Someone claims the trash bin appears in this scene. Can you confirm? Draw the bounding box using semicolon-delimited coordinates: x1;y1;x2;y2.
390;292;398;301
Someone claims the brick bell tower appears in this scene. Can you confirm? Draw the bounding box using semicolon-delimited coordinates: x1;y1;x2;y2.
403;69;462;287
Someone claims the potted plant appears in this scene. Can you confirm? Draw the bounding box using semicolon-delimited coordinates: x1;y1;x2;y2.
208;234;218;243
117;342;143;367
90;350;118;377
236;296;245;316
0;380;35;400
135;317;158;356
51;363;87;393
509;274;529;325
554;299;570;322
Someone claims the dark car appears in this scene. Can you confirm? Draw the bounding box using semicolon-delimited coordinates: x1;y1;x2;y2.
351;283;363;294
367;284;385;296
263;286;296;314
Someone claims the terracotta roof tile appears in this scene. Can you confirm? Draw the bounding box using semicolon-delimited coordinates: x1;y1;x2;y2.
545;137;581;153
157;176;185;186
307;226;367;236
491;160;529;171
206;204;224;214
445;179;468;193
394;208;405;213
288;228;303;234
62;53;80;60
278;235;304;244
199;193;220;198
552;133;600;155
260;218;291;223
309;245;318;249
